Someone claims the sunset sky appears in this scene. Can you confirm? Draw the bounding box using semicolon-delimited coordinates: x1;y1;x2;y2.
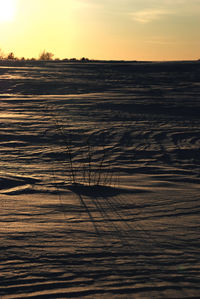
0;0;200;60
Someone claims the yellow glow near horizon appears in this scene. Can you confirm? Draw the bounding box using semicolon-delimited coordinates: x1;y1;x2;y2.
0;0;16;22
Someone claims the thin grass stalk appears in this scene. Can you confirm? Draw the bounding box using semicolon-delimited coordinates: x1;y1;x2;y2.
96;145;106;186
55;120;77;185
87;141;92;186
107;168;114;186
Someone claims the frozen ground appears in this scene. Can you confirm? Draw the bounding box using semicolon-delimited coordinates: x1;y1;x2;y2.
0;61;200;298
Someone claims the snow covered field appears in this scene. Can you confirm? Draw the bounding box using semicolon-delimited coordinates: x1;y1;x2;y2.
0;61;200;298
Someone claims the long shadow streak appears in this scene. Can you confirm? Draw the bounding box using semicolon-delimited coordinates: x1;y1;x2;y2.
91;195;131;247
76;193;103;240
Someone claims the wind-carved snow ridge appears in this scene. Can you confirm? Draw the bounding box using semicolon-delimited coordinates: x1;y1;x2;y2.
0;173;40;195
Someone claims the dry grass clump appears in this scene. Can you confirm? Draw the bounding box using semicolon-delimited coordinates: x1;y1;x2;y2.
51;118;118;193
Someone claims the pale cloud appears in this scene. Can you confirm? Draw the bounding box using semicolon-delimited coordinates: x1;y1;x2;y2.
130;9;172;23
144;36;177;45
73;0;200;17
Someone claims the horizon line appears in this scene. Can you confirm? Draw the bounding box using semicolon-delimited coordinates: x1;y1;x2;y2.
0;58;199;63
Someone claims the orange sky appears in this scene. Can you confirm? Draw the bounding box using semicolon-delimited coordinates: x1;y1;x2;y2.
0;0;200;60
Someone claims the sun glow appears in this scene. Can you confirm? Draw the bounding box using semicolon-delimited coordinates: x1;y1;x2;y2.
0;0;16;22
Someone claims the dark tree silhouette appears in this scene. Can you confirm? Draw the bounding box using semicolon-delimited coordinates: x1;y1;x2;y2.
80;57;89;62
39;50;54;61
7;52;16;60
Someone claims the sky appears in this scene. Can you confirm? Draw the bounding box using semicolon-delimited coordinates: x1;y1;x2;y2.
0;0;200;60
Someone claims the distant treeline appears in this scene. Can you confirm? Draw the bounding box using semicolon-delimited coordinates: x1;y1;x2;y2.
0;49;90;62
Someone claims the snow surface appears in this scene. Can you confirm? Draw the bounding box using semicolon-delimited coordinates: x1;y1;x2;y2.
0;61;200;298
